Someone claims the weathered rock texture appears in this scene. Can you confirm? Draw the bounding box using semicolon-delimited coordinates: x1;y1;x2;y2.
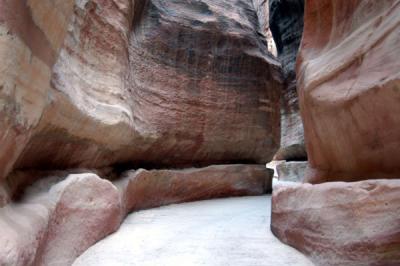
276;161;307;183
123;0;281;166
0;173;121;266
298;0;400;183
269;0;306;160
118;164;273;212
271;180;400;266
0;164;272;266
0;0;282;181
253;0;277;56
0;0;74;179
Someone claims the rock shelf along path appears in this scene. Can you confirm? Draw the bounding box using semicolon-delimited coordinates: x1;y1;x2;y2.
73;196;314;266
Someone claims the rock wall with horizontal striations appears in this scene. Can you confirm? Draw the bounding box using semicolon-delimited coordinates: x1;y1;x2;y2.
125;0;282;167
0;0;282;181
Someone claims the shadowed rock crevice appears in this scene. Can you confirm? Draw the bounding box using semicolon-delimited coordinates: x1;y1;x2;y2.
269;0;306;161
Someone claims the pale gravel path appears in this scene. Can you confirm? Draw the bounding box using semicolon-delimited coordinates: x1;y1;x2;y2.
73;196;313;266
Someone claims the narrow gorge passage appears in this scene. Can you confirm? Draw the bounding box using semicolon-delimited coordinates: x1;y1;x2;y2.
74;196;313;266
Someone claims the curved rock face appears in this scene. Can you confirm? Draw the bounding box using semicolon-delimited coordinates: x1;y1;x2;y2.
14;0;136;171
298;0;400;183
0;173;121;266
0;165;272;265
269;0;306;160
125;0;281;166
271;180;400;266
0;0;282;180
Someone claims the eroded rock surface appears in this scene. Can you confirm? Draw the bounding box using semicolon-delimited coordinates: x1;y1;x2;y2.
0;164;271;265
0;173;121;266
276;161;307;183
298;0;400;183
0;0;74;179
0;0;282;180
269;0;305;160
124;0;281;166
271;180;400;266
118;164;273;212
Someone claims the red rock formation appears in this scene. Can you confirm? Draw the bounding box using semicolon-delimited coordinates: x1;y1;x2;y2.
271;2;400;265
0;1;279;264
271;180;400;266
0;164;271;265
0;0;282;180
297;0;400;183
0;0;75;179
119;164;273;212
0;173;121;266
123;0;282;166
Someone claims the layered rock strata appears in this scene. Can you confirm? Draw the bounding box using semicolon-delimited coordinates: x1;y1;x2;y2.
124;0;282;166
271;180;400;266
297;0;400;183
0;1;279;264
269;0;305;160
0;165;272;266
0;0;282;182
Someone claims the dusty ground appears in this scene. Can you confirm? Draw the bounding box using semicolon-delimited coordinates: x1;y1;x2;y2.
73;195;313;266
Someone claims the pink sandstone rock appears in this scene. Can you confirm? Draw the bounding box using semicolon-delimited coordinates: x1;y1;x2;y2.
36;174;121;266
0;173;121;266
271;179;400;266
0;164;271;265
0;0;282;181
0;0;74;179
297;0;400;183
118;164;273;212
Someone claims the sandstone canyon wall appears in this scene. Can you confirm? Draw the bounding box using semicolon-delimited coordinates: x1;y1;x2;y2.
0;0;281;183
0;0;279;265
271;1;400;265
269;0;306;160
0;0;75;182
298;0;400;183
